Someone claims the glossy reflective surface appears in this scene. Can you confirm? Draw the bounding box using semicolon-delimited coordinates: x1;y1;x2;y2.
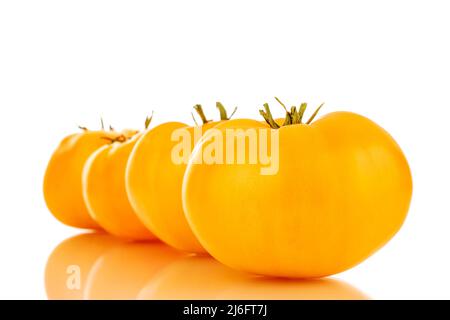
45;233;368;300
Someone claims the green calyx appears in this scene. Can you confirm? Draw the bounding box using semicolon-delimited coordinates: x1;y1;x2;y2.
192;104;212;125
259;103;280;129
81;117;114;132
145;111;154;130
260;97;324;129
192;102;238;125
78;117;105;131
216;102;237;121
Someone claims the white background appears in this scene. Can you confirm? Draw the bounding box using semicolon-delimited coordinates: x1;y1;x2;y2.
0;0;449;299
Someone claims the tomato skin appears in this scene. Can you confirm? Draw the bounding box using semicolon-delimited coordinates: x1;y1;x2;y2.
43;130;117;229
126;122;219;253
183;112;413;278
82;134;156;240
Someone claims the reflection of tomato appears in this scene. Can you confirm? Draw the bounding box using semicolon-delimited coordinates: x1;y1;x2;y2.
138;256;367;300
45;233;123;300
84;242;184;299
183;108;412;278
137;256;245;300
217;276;368;300
126;104;236;252
82;131;155;240
44;130;118;229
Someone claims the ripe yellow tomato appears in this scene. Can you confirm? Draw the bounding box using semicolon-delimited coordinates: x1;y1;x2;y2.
43;129;118;229
82;131;155;240
126;121;217;252
183;106;413;278
126;103;236;252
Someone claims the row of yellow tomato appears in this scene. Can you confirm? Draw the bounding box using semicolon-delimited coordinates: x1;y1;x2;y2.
43;100;412;278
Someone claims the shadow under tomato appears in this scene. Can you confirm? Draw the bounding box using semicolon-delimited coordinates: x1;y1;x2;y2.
46;233;368;300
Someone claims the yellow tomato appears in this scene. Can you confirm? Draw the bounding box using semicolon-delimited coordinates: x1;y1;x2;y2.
43;129;118;229
82;131;155;240
126;103;236;252
126;122;216;252
183;103;413;278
